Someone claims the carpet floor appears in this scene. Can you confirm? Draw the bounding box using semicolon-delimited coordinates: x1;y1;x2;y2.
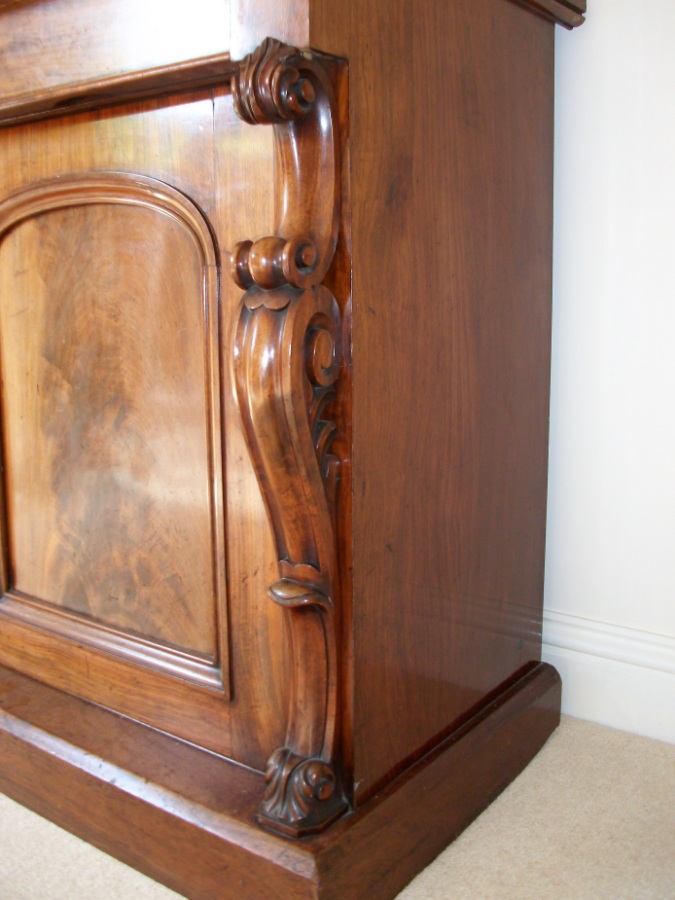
1;716;673;898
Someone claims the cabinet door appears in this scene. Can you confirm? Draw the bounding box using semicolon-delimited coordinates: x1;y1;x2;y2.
0;88;290;769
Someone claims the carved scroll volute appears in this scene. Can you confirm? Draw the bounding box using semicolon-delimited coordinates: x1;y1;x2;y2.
230;39;348;837
230;38;340;295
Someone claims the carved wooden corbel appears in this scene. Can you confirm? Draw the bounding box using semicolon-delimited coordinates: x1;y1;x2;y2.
229;38;347;837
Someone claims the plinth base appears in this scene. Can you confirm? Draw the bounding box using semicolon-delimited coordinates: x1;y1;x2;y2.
0;662;561;898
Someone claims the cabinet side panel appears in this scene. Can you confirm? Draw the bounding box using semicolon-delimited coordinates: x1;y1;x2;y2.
314;0;555;799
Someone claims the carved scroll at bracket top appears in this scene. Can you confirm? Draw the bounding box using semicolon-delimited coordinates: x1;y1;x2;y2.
229;38;340;295
232;38;316;125
230;38;347;838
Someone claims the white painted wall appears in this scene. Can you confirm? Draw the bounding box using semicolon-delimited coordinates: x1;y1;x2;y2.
543;0;675;743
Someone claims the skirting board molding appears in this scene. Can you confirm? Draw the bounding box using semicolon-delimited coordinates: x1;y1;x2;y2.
542;609;675;744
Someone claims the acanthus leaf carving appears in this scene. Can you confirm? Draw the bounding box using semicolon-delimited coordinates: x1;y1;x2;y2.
232;37;316;126
259;748;346;838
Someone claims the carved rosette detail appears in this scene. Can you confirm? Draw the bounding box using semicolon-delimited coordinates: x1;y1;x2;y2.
230;39;347;837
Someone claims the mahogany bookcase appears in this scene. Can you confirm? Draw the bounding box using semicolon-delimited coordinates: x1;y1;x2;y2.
0;0;585;896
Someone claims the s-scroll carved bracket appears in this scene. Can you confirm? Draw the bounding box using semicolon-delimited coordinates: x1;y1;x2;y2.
230;38;348;837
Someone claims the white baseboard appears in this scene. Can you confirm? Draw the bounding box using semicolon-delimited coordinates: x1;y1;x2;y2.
542;610;675;744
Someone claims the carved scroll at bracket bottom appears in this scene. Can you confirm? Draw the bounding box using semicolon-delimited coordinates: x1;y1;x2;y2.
233;284;345;836
258;748;347;837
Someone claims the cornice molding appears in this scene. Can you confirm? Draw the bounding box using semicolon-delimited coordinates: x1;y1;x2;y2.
509;0;586;29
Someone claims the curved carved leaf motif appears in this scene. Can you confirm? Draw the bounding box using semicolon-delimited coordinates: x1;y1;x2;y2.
235;289;346;838
261;748;345;835
230;39;347;837
232;37;316;125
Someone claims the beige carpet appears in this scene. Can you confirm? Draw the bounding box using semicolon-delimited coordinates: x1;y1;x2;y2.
0;716;673;899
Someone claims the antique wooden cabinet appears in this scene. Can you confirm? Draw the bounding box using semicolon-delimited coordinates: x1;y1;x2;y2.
0;0;585;896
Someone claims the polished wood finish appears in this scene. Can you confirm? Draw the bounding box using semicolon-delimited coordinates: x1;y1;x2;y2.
0;176;224;658
0;54;237;128
0;0;232;102
310;0;560;803
0;91;289;769
0;0;584;895
230;39;347;836
0;661;561;899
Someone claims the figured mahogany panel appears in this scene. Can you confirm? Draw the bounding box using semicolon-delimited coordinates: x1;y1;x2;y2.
0;94;290;765
0;181;222;659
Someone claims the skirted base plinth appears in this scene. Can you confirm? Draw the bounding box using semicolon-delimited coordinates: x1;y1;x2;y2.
0;662;561;899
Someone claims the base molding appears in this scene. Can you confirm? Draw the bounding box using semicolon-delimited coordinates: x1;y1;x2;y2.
0;662;561;898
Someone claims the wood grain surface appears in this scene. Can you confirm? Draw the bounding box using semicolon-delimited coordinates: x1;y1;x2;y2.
0;89;289;768
0;199;217;655
0;0;231;101
310;0;557;802
0;661;561;899
0;0;583;887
